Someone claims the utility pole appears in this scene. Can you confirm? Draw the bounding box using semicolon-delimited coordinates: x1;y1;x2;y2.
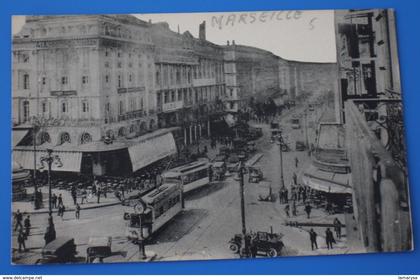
238;161;250;258
304;109;309;149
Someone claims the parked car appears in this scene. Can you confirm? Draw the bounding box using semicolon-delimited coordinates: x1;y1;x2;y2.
227;154;240;172
228;231;285;257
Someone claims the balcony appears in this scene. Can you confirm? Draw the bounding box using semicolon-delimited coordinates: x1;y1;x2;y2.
162;101;184;112
116;110;144;122
192;78;216;87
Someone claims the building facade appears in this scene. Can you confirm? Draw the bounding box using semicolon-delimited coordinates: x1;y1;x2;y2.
335;9;411;252
223;41;281;113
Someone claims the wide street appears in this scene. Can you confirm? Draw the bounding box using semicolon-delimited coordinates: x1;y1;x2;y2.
12;102;356;264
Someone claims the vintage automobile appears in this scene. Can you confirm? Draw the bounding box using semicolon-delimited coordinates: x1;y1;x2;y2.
212;161;227;181
86;236;112;263
257;181;275;202
295;140;306;151
36;237;78;264
248;166;264;183
228;231;285;257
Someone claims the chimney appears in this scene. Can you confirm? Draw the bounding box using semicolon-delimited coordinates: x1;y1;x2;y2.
177;24;180;34
232;40;235;45
199;21;206;40
227;40;230;46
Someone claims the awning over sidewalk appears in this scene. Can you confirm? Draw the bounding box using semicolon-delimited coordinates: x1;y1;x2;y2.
13;149;83;172
302;164;352;194
128;132;177;172
13;129;30;147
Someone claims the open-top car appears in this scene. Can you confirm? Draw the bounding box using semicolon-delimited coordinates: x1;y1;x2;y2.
228;231;285;257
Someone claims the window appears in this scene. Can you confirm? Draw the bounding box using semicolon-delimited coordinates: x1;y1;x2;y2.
61;102;68;113
61;76;68;85
117;52;121;58
129;74;132;82
42;102;47;113
82;76;88;84
171;91;175;102
23;74;30;89
41;77;46;85
105;62;110;68
118;75;122;88
105;75;109;83
105;49;109;57
178;92;182;101
164;92;169;103
82;101;89;113
23;101;29;122
117;62;122;68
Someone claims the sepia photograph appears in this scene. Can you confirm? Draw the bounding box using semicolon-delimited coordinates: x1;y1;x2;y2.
10;9;412;264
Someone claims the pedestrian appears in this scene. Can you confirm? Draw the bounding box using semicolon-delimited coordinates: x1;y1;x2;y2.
292;201;297;216
284;204;290;218
119;184;125;199
309;228;318;250
57;193;63;206
75;203;80;219
284;189;289;203
52;193;57;208
333;218;342;239
326;201;333;215
58;204;65;220
295;157;299;168
279;189;284;204
81;189;88;204
292;172;297;185
14;209;23;231
71;185;77;205
97;185;101;204
305;203;312;219
325;228;335;249
24;215;31;237
17;229;26;252
302;189;307;203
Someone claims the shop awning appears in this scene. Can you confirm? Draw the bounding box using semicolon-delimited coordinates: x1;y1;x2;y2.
13;129;30;147
13;149;83;172
302;164;352;194
128;133;177;172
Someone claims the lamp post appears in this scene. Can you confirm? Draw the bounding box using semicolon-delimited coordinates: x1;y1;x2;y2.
274;133;285;190
40;149;63;217
237;160;250;258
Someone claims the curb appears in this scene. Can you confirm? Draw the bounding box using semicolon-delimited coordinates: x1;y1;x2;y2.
17;201;123;215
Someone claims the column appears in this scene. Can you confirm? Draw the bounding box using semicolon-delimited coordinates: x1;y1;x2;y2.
189;125;193;144
184;127;187;146
194;125;198;143
207;119;211;137
198;124;202;138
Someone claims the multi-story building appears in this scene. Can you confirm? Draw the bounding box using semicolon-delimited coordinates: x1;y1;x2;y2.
12;15;172;176
223;41;281;113
152;21;225;147
335;9;411;252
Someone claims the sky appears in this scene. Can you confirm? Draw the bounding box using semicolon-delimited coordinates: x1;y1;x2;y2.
12;10;337;63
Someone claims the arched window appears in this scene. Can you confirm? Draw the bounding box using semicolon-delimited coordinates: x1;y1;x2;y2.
80;132;92;144
59;132;71;145
118;127;126;137
39;132;51;144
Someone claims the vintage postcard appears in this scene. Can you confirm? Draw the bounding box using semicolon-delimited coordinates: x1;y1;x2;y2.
11;9;412;264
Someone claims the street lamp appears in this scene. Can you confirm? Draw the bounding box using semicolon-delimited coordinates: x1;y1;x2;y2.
237;160;250;258
39;149;63;216
273;132;285;191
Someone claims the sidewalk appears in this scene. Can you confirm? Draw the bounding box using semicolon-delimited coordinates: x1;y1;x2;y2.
12;185;133;215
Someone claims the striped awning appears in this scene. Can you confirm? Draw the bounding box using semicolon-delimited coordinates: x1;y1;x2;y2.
13;149;83;172
128;133;177;172
13;129;30;147
302;164;352;194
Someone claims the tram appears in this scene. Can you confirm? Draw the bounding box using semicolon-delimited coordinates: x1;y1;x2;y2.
161;159;211;193
124;182;183;241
